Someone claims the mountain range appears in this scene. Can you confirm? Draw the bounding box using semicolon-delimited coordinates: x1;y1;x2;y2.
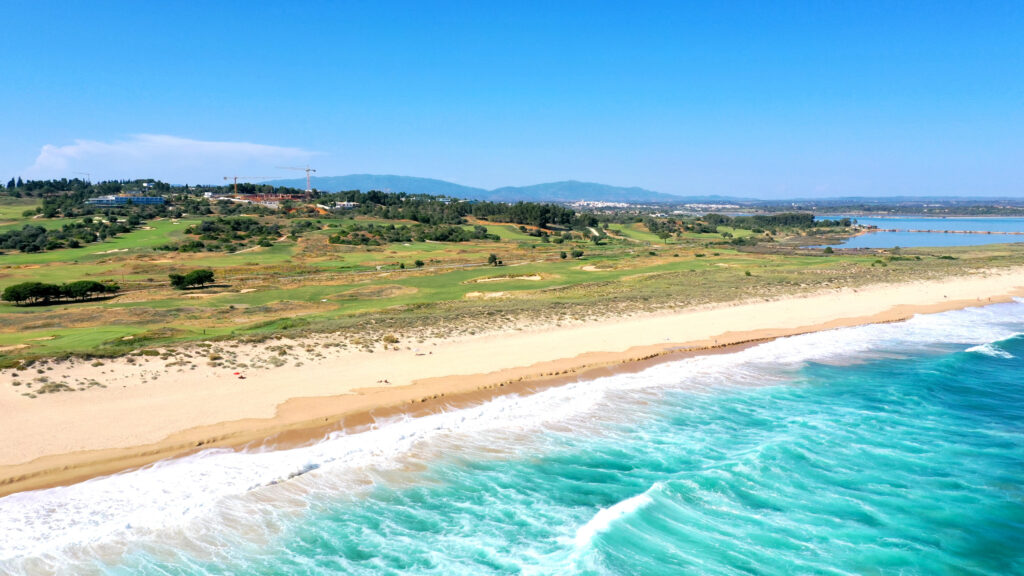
262;174;716;204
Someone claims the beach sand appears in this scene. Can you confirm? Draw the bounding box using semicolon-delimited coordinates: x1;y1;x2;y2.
1;268;1023;496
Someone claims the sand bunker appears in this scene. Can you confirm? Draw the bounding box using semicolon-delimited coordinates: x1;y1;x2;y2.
464;291;509;300
471;274;543;283
183;288;259;298
94;249;129;255
581;265;609;272
0;344;29;352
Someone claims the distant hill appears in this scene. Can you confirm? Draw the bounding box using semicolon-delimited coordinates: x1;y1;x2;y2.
270;174;489;199
263;174;692;203
486;181;683;203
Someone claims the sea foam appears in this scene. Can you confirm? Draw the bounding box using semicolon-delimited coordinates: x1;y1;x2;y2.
574;490;655;548
965;342;1016;358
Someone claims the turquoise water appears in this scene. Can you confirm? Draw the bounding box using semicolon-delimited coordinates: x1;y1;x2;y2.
3;302;1024;574
819;216;1024;248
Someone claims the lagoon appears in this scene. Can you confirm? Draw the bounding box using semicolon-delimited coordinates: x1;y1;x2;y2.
822;216;1024;249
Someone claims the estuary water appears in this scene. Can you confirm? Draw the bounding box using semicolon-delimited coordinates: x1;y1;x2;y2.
3;302;1024;574
826;216;1024;249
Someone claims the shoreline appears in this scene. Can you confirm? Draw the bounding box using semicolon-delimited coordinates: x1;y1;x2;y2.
2;269;1023;497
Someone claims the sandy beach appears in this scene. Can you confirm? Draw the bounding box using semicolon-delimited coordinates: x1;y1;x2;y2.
2;267;1023;496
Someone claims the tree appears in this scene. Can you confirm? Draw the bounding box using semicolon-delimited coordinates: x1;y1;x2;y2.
571;249;584;259
2;283;36;305
414;260;424;268
16;177;23;188
62;280;102;301
185;269;215;287
2;282;57;305
823;246;834;254
487;253;498;266
29;282;61;304
560;251;567;259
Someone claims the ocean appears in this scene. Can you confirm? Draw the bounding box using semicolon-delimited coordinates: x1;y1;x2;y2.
3;301;1024;575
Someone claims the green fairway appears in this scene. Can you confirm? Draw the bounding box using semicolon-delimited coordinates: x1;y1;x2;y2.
475;224;537;241
607;223;664;243
0;217;80;233
0;198;41;222
0;219;200;267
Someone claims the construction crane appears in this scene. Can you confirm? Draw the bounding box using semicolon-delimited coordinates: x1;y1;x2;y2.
276;165;317;193
223;176;274;195
73;171;91;183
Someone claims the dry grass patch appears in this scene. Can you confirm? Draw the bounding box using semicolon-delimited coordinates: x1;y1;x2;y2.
327;284;418;300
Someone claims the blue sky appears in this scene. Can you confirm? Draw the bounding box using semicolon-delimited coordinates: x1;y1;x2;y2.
2;1;1022;198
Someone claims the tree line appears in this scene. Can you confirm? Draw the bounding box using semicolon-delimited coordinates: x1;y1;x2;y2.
328;222;498;246
702;212;851;230
322;190;588;229
2;280;120;306
6;179;594;231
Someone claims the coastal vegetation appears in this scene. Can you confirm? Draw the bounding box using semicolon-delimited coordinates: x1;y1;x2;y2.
1;179;1023;368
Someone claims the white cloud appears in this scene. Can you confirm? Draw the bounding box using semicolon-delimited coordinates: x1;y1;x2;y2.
23;134;317;184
